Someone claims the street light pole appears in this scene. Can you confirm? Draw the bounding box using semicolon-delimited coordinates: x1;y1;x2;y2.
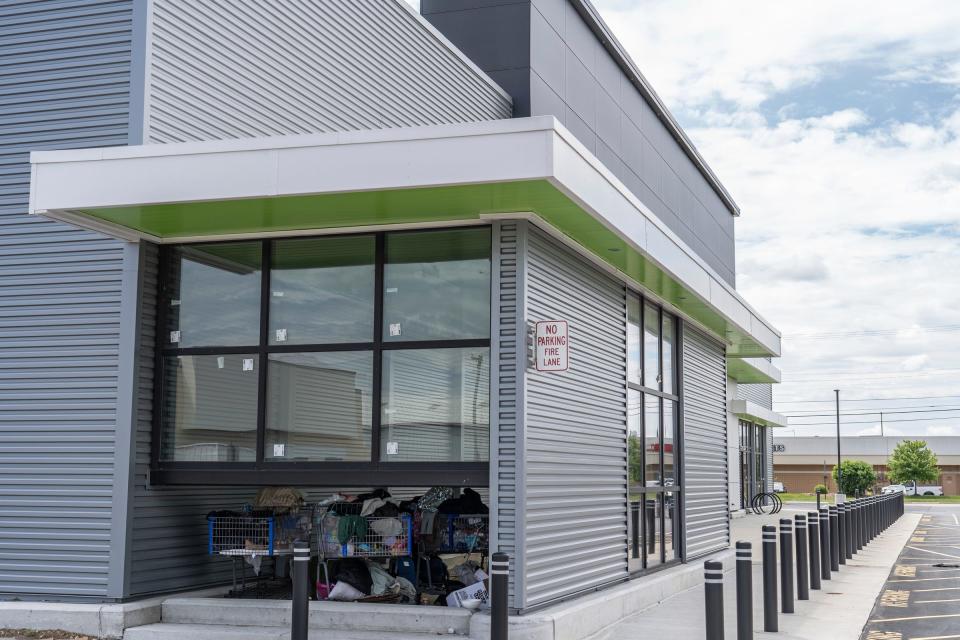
835;389;842;498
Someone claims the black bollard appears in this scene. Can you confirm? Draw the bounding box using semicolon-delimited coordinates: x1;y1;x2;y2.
646;499;657;554
829;505;841;570
795;514;809;600
855;499;863;551
704;560;725;640
836;503;846;565
491;552;509;640
780;518;794;614
762;525;778;632
819;507;831;581
736;542;753;640
631;502;640;559
843;502;854;560
291;542;310;640
807;512;821;590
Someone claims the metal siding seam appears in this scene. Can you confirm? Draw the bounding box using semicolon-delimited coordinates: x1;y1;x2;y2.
488;221;502;571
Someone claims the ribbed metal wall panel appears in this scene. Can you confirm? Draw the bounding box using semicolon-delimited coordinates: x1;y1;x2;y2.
521;224;627;609
681;326;729;559
145;0;512;143
765;426;774;493
0;0;132;599
737;383;773;410
491;221;521;607
127;243;256;597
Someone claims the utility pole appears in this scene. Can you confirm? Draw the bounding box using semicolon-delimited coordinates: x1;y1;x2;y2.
835;389;842;498
880;412;884;437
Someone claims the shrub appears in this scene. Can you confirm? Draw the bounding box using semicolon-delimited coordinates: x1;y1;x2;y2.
814;483;827;495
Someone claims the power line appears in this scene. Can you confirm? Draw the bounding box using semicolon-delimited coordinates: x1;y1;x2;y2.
785;324;960;340
787;414;960;427
775;394;960;405
784;407;960;419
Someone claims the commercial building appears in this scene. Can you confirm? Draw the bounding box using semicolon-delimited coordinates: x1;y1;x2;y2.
4;0;781;636
773;436;960;495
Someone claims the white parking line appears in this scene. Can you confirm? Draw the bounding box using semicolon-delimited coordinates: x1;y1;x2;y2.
953;513;959;526
906;546;960;560
872;613;960;623
914;598;960;604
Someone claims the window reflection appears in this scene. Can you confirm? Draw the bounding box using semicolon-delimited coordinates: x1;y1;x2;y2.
266;352;372;461
663;401;675;486
643;302;660;389
383;228;490;341
627;297;642;384
646;494;663;568
662;314;675;394
269;236;374;344
380;346;489;462
644;395;661;487
160;354;259;461
163;243;261;347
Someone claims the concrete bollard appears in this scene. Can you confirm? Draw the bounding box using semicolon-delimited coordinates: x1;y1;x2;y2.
807;511;821;590
794;514;809;600
491;552;509;640
762;525;778;632
704;560;725;640
819;507;831;581
780;518;794;614
291;542;310;640
736;542;752;640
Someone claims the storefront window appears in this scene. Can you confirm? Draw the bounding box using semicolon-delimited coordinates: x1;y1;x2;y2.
380;346;489;462
156;228;491;475
265;351;373;461
162;243;261;347
383;228;490;342
269;236;375;345
626;292;680;572
160;354;259;462
643;302;660;389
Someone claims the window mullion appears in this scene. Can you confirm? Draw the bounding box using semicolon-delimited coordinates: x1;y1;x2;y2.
371;233;385;465
255;240;271;466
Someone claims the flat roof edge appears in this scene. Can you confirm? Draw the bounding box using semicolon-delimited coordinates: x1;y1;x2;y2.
729;399;787;428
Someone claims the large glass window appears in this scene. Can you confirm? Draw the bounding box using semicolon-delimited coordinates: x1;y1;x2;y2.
163;243;261;347
266;351;373;461
160;353;259;462
156;228;492;472
383;228;490;342
269;236;375;345
380;347;489;462
626;292;681;572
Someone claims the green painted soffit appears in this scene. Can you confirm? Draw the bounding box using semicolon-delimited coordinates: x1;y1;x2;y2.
83;179;768;356
727;357;778;384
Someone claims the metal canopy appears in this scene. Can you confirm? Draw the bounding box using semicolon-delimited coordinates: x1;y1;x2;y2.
30;117;781;357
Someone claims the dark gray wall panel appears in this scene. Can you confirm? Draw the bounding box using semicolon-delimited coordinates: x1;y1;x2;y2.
682;326;729;559
146;0;512;143
522;224;628;609
423;0;737;285
0;0;132;599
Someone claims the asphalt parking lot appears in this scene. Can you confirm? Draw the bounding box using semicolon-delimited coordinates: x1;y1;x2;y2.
861;505;960;640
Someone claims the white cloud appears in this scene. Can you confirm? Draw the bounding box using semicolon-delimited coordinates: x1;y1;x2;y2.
590;1;960;436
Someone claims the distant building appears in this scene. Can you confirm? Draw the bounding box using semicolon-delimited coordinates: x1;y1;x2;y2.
773;436;960;495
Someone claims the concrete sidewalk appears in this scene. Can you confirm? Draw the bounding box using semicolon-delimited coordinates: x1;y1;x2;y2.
588;507;922;640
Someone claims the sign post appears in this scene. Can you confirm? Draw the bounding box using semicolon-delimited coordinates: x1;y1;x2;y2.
535;320;568;372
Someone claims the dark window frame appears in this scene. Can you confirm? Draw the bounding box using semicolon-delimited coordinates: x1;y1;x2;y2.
627;293;683;573
151;227;492;486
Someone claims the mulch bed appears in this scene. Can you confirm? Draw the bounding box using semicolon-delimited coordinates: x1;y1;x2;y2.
0;630;95;640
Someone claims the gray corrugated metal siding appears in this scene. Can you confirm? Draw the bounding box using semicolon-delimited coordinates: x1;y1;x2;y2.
491;221;522;608
522;224;627;609
0;0;132;599
145;0;512;143
737;383;773;410
682;326;729;559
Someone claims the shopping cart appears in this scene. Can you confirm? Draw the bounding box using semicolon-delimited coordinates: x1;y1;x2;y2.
314;507;413;592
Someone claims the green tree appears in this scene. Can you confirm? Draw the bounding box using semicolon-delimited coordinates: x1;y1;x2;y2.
887;440;939;487
628;433;642;484
832;460;876;496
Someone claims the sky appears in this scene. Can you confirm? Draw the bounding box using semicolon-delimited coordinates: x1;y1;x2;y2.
584;0;960;438
407;1;960;438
